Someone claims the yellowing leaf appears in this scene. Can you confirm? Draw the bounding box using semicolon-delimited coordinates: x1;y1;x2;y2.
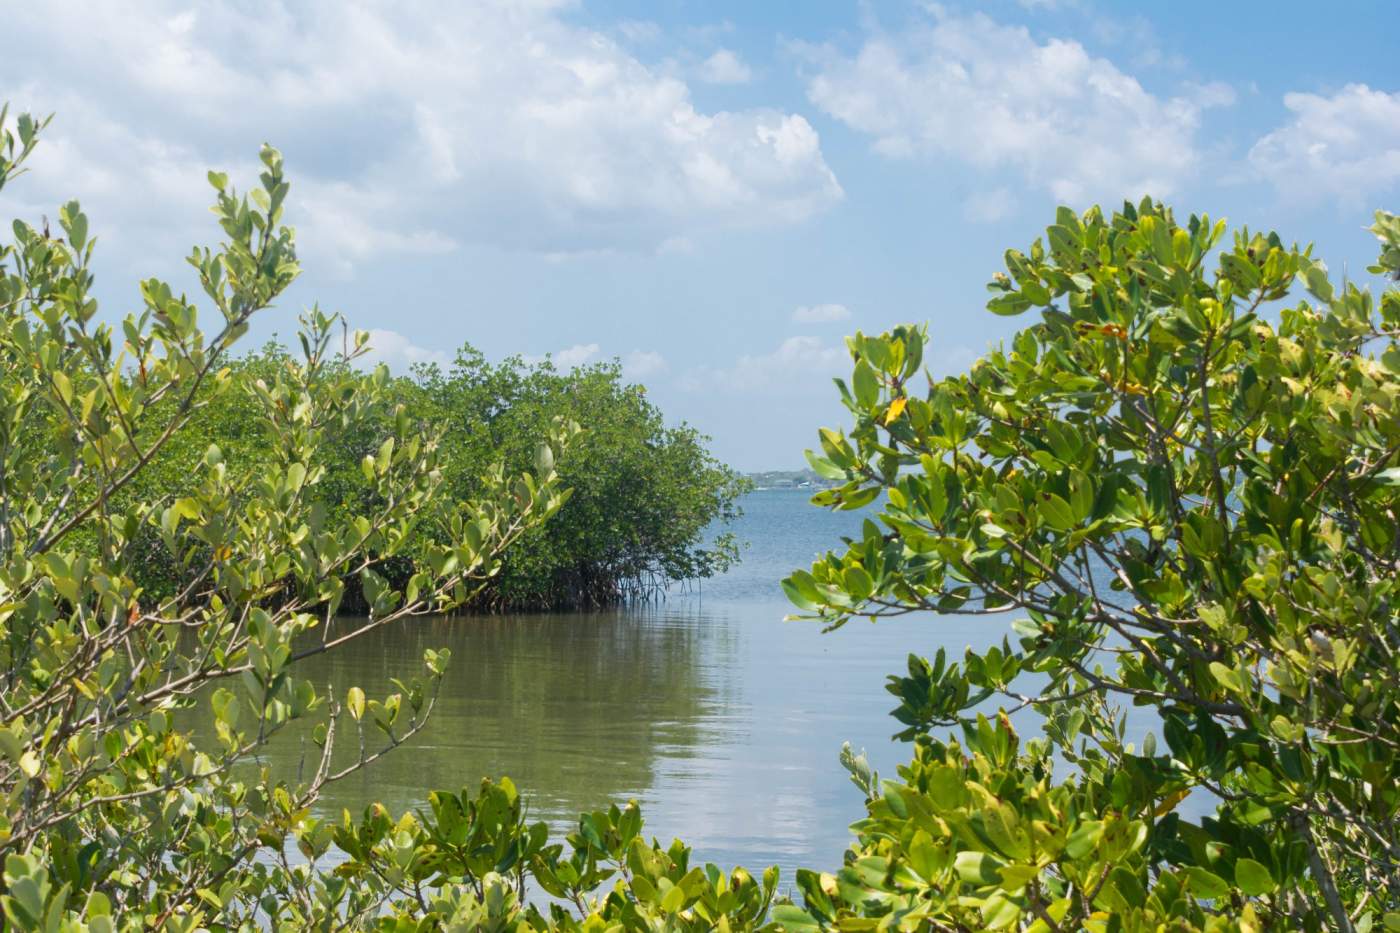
346;687;366;721
884;396;908;425
1153;788;1191;817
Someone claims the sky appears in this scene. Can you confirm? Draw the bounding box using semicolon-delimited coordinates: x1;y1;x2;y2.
2;0;1398;470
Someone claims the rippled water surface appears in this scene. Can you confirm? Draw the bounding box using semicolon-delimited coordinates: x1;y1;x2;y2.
257;489;1019;878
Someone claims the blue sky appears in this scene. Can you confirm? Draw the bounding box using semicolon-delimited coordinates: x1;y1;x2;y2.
3;0;1398;470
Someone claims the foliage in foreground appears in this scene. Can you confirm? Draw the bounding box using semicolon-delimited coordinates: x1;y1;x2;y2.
780;202;1400;931
5;102;1400;931
0;111;573;928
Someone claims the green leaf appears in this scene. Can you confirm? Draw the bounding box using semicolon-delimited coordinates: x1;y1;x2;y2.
852;359;879;409
1382;345;1400;374
1064;820;1104;860
51;370;73;405
660;882;686;912
1234;858;1275;896
1208;661;1244;694
771;905;823;930
953;851;1005;886
1040;493;1076;532
375;437;395;474
842;565;874;601
1182;866;1230;899
533;443;554;476
982;891;1022;929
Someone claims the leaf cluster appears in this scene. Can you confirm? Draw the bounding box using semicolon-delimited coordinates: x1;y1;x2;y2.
783;199;1400;930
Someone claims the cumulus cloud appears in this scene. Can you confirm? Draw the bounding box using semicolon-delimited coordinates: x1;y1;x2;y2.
1;1;842;272
617;20;662;44
622;350;668;378
519;344;664;376
355;329;450;372
522;343;601;370
680;335;847;393
683;335;985;398
698;49;753;85
0;90;227;276
1184;81;1237;110
1250;84;1400;205
797;10;1226;204
791;303;851;323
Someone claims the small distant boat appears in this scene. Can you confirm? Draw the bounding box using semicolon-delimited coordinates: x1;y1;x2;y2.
797;481;811;488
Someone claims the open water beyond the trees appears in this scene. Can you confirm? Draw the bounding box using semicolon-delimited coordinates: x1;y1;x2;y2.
259;489;1065;879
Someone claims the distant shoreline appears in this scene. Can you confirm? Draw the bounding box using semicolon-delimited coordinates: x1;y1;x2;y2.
743;470;839;491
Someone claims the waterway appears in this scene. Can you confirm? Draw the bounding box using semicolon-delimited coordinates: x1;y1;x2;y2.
255;488;1054;879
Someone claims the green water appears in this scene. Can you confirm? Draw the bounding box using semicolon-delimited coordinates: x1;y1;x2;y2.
252;489;1011;878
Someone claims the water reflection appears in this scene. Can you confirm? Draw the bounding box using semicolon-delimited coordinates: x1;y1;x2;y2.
237;489;1096;880
262;608;741;823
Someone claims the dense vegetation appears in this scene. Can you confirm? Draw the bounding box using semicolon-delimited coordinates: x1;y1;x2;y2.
409;348;745;609
4;106;1400;930
117;343;742;612
776;205;1400;931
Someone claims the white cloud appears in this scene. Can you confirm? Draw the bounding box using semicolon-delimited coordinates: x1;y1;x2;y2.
797;11;1225;204
2;89;223;275
962;187;1016;223
522;344;662;376
296;178;458;278
525;343;601;370
1;1;841;272
680;335;847;393
617;20;661;44
699;49;753;85
682;335;985;398
1184;80;1237;110
622;350;668;378
356;328;450;372
791;303;851;323
1249;84;1400;205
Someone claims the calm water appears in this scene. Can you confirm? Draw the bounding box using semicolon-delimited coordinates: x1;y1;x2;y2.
251;490;1041;878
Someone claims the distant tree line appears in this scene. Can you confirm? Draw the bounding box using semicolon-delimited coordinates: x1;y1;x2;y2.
745;468;839;490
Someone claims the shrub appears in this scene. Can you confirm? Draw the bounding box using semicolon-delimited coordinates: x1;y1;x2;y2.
782;201;1400;931
0;110;573;928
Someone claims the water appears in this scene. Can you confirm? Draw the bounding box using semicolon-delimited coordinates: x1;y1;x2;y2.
252;489;1042;879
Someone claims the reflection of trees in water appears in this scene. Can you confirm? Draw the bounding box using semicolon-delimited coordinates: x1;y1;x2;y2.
246;606;740;824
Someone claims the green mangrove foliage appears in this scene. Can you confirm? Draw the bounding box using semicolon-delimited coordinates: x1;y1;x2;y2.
408;348;745;609
780;202;1400;930
0;111;575;928
114;344;743;612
